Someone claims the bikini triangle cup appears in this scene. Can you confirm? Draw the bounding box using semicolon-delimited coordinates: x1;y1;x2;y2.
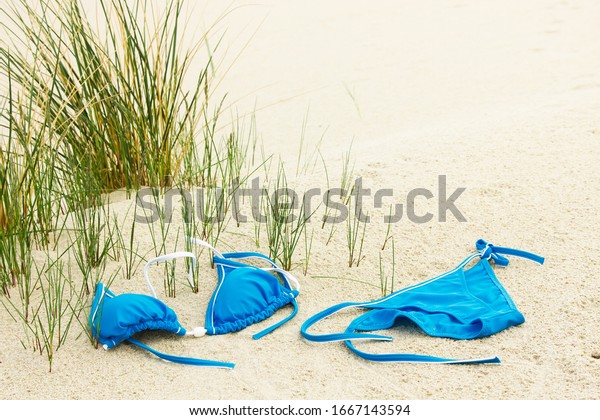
301;239;544;364
89;238;300;367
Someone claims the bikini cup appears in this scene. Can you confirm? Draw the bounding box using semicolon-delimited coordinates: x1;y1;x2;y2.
301;239;544;364
206;252;299;339
89;283;184;349
89;281;234;368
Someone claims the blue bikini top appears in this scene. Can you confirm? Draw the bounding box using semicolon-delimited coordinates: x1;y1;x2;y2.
301;239;544;364
89;239;300;367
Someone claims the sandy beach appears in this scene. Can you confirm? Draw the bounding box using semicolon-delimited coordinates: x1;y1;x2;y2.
1;0;599;399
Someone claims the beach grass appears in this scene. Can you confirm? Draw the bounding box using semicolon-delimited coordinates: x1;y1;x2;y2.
379;237;396;297
0;0;377;372
264;161;311;271
346;191;367;268
0;0;249;370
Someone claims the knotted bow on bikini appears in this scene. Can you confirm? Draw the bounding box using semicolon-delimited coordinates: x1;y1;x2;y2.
301;239;544;364
475;238;544;267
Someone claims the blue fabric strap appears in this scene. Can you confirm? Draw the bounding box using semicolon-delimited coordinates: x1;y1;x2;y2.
301;301;393;343
476;239;545;267
126;339;235;369
252;297;299;340
344;333;501;364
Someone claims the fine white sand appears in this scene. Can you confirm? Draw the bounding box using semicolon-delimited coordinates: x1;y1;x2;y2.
1;0;599;399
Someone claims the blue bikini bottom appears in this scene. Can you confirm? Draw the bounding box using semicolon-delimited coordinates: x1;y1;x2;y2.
301;239;544;364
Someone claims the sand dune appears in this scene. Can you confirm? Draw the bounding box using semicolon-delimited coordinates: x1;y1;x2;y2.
1;0;599;399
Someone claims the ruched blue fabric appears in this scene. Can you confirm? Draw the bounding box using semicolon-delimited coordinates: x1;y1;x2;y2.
301;239;544;364
206;252;299;340
89;283;234;368
89;283;184;349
